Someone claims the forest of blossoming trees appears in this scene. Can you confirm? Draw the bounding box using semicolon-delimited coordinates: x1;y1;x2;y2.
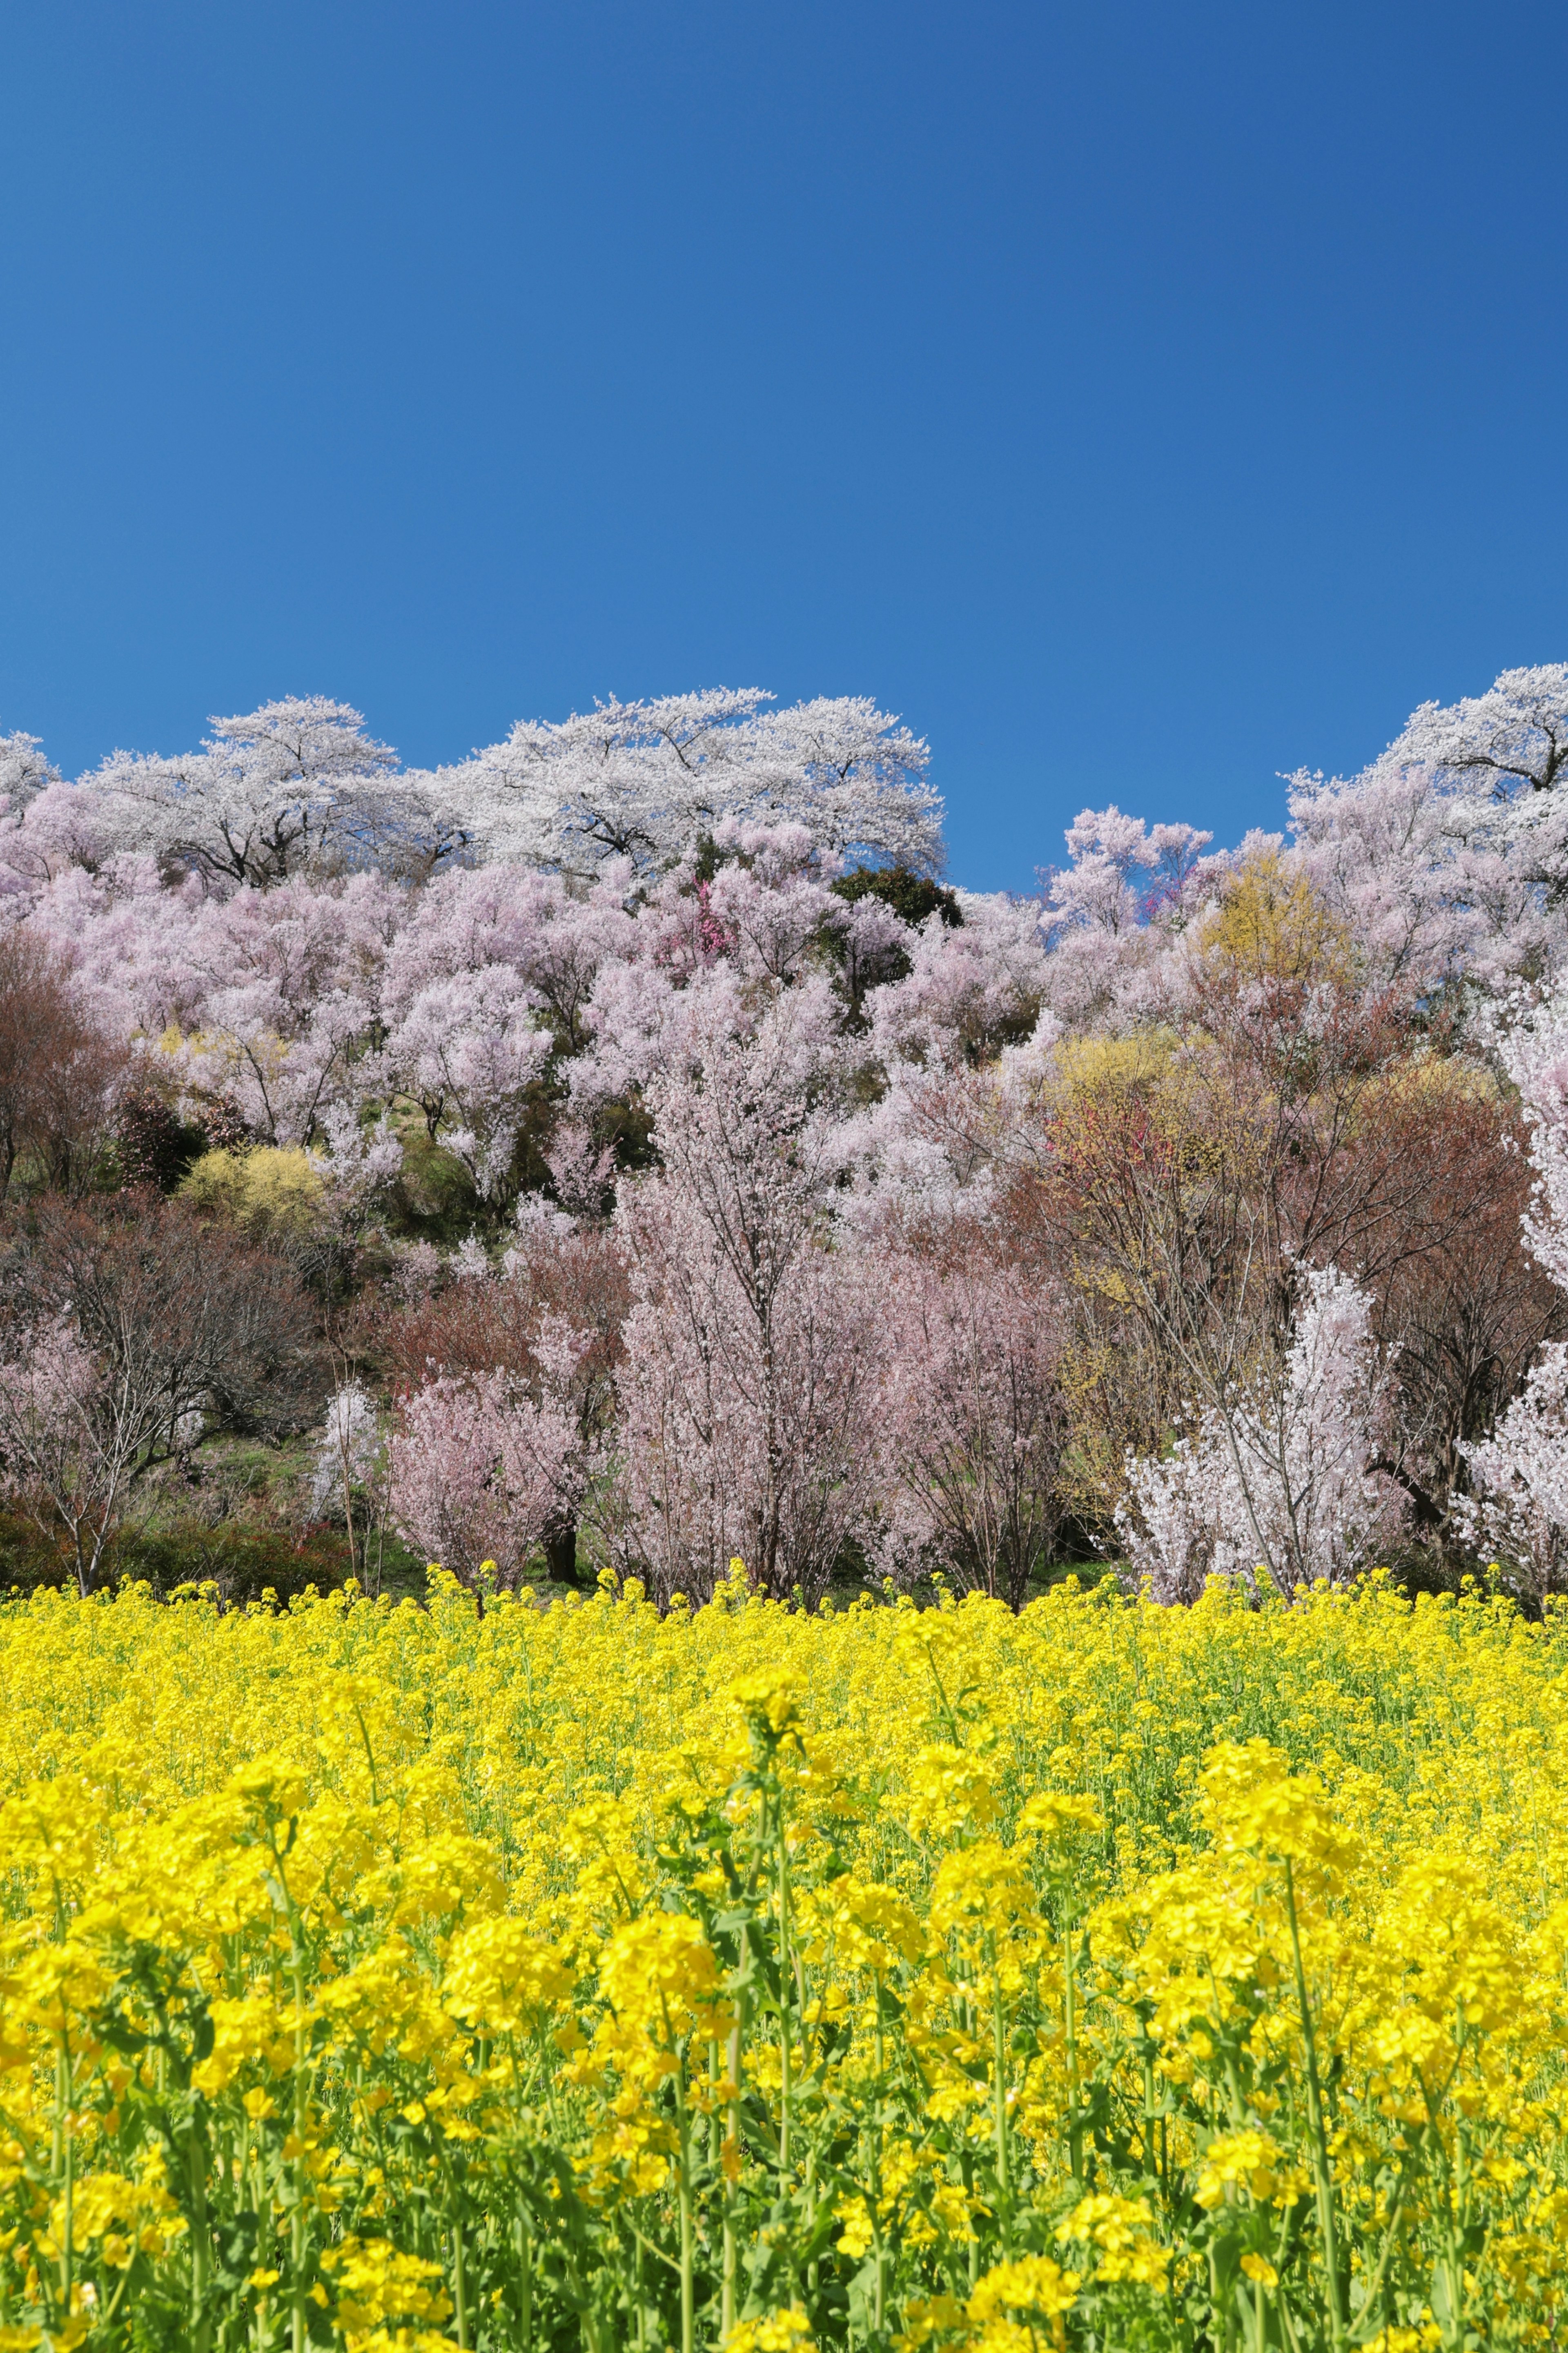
4;667;1568;1607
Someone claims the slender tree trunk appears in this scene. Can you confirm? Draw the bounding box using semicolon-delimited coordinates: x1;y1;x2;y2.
544;1521;578;1585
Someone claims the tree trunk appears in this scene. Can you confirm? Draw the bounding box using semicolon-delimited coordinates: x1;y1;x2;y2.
544;1521;579;1586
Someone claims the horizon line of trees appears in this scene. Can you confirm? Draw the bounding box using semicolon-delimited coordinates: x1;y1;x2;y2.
4;664;1568;1608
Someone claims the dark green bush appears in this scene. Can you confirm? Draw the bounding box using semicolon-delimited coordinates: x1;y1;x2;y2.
0;1509;352;1606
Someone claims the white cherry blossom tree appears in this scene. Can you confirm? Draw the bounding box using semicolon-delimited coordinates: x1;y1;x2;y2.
0;728;57;815
88;698;450;886
423;689;942;879
1117;1264;1405;1601
1453;993;1568;1591
1286;667;1568;999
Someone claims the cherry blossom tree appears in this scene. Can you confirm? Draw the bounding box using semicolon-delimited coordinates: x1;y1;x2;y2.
615;1194;880;1607
877;1248;1070;1607
1285;667;1568;1001
1287;763;1483;996
0;778;118;886
0;926;123;1198
22;867;403;1123
1037;805;1224;1027
1448;994;1568;1592
370;1188;626;1584
85;698;438;887
387;1369;579;1589
611;977;880;1603
310;1380;388;1582
739;698;943;872
421;689;942;879
867;891;1048;1070
0;1314;134;1593
309;1106;405;1228
1452;1350;1568;1599
1388;663;1568;817
1117;1265;1405;1601
381;968;549;1198
177;993;374;1153
1496;997;1568;1298
0;728;57;818
688;821;840;985
0;1195;314;1589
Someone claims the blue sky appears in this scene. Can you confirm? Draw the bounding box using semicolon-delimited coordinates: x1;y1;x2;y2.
2;1;1565;892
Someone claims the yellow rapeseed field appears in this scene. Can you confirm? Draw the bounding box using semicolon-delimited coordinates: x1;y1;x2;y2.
2;1566;1567;2353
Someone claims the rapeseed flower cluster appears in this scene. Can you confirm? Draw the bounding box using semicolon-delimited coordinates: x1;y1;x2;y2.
0;1563;1566;2351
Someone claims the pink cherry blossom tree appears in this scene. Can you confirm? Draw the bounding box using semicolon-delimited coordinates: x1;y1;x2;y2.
866;891;1048;1071
381;966;550;1198
876;1248;1071;1608
1284;667;1568;1003
0;728;57;825
1452;1349;1568;1599
0;1193;316;1591
85;697;424;887
0;1313;129;1593
1037;805;1225;1028
611;977;881;1603
387;1368;580;1590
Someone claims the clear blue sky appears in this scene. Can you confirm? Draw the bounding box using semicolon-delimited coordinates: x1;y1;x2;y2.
2;2;1565;892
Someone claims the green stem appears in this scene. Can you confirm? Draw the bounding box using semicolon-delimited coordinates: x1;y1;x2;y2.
452;2219;468;2350
805;2142;819;2300
677;2075;695;2353
1062;1917;1083;2184
57;2045;73;2319
777;1796;793;2177
290;1942;308;2353
1283;1860;1345;2350
1142;2045;1158;2183
988;1940;1011;2246
189;2125;213;2353
873;1994;887;2329
723;1943;747;2339
958;2147;980;2290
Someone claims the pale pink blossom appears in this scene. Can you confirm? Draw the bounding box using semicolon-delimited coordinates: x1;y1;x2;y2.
876;1251;1070;1607
612;983;876;1602
388;1368;580;1589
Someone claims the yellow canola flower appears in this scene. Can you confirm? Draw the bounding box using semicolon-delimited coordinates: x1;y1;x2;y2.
1016;1792;1103;1849
729;1664;805;1740
724;2308;814;2353
1198;1738;1355;1887
321;2234;454;2345
441;1917;573;2039
597;1909;731;2051
905;1744;1000;1842
796;1876;925;1976
190;1988;295;2095
1055;2192;1170;2287
1194;2128;1310;2211
0;1569;1566;2343
49;2171;179;2269
967;2254;1080;2353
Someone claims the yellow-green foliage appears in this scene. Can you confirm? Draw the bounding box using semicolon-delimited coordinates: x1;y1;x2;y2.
1;1571;1566;2349
1047;1029;1178;1104
1199;849;1358;992
178;1144;330;1242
